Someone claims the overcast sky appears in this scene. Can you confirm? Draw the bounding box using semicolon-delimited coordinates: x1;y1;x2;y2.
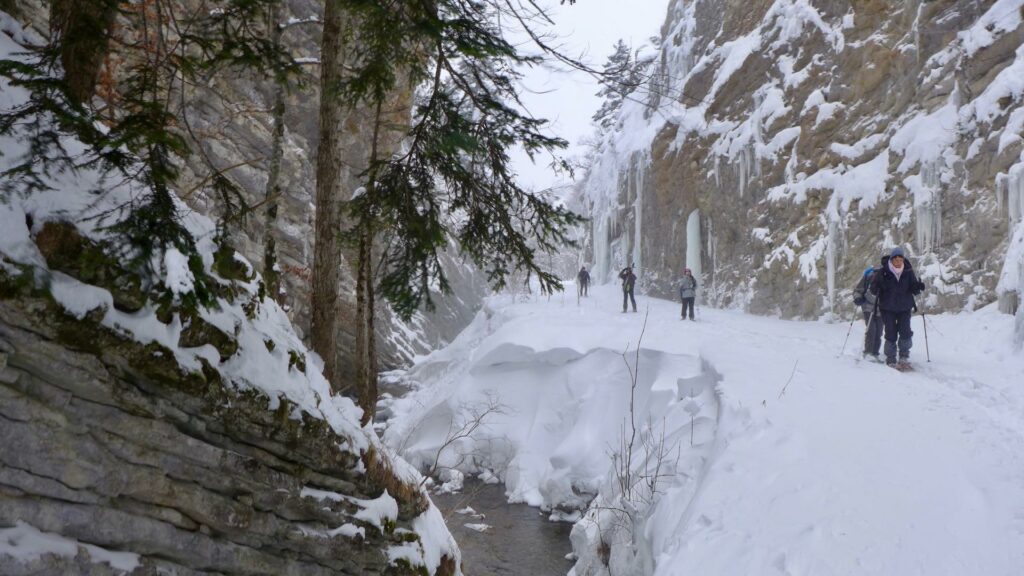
510;0;671;193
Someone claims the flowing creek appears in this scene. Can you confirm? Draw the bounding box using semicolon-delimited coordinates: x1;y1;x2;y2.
429;479;574;575
377;381;574;576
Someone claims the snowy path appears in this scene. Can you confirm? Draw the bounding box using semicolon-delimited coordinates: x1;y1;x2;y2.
387;285;1024;576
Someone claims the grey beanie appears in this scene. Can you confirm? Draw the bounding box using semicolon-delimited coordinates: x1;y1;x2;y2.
890;246;905;258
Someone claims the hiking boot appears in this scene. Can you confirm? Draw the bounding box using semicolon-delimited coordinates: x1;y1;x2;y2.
885;357;897;367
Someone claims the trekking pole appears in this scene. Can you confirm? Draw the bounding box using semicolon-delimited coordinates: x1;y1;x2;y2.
865;303;878;346
922;310;931;362
838;312;857;357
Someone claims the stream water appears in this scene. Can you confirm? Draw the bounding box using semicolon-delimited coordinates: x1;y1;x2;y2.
377;382;575;576
430;479;574;576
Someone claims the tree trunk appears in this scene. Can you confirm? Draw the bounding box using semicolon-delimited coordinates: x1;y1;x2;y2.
310;0;350;394
50;0;118;105
312;2;414;401
355;224;377;425
262;3;286;302
356;222;380;424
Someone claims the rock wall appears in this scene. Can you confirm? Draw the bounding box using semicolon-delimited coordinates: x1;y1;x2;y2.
0;265;453;575
582;0;1024;322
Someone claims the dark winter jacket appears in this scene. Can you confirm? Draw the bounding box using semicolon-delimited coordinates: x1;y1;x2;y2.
869;256;925;313
619;268;636;291
679;275;697;299
852;267;879;314
577;269;590;286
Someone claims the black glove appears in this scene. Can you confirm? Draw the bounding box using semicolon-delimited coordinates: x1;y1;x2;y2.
853;297;865;306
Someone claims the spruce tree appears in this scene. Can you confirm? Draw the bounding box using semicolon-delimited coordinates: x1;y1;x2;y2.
592;39;652;130
310;0;584;419
0;0;296;299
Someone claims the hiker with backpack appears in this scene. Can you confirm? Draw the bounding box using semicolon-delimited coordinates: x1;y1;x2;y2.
869;247;926;370
619;265;637;313
679;268;697;320
852;253;885;361
577;266;591;297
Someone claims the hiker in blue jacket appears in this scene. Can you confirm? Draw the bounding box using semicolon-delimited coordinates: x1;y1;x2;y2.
679;268;697;320
869;247;926;368
852;252;886;361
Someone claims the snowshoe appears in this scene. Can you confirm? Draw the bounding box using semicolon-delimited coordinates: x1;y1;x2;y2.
888;361;913;372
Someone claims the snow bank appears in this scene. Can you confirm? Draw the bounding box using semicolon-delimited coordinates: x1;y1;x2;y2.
0;522;140;573
387;285;1024;576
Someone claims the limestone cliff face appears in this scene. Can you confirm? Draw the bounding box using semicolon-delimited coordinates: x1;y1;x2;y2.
0;219;458;575
582;0;1024;323
0;294;426;575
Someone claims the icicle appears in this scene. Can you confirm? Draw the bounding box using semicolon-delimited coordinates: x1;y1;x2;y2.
686;209;702;301
996;173;1008;215
914;159;943;254
593;216;608;283
752;90;765;147
1016;268;1024;348
1009;165;1023;225
633;154;644;271
738;147;748;198
997;163;1024;318
705;218;717;301
825;218;839;314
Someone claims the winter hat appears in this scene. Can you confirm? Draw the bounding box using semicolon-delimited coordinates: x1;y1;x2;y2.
684;268;691;273
890;247;905;258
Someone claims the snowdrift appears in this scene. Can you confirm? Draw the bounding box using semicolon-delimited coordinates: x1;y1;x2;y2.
386;284;1024;576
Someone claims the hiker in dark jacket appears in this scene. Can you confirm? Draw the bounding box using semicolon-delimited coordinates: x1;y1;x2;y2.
619;265;637;313
679;268;697;320
577;266;591;297
869;247;926;367
852;252;886;360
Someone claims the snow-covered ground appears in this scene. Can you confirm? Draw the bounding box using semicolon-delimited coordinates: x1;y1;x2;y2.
385;284;1024;575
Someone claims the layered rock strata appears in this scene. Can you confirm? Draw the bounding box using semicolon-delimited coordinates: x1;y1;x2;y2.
0;266;451;575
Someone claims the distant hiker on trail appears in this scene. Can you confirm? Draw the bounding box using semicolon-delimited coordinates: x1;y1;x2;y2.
852;253;885;361
577;266;591;297
679;268;697;321
869;247;926;370
619;265;637;313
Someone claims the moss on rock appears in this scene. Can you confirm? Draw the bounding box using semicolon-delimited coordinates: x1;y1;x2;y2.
362;446;429;520
214;244;254;282
34;221;146;312
178;311;238;361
